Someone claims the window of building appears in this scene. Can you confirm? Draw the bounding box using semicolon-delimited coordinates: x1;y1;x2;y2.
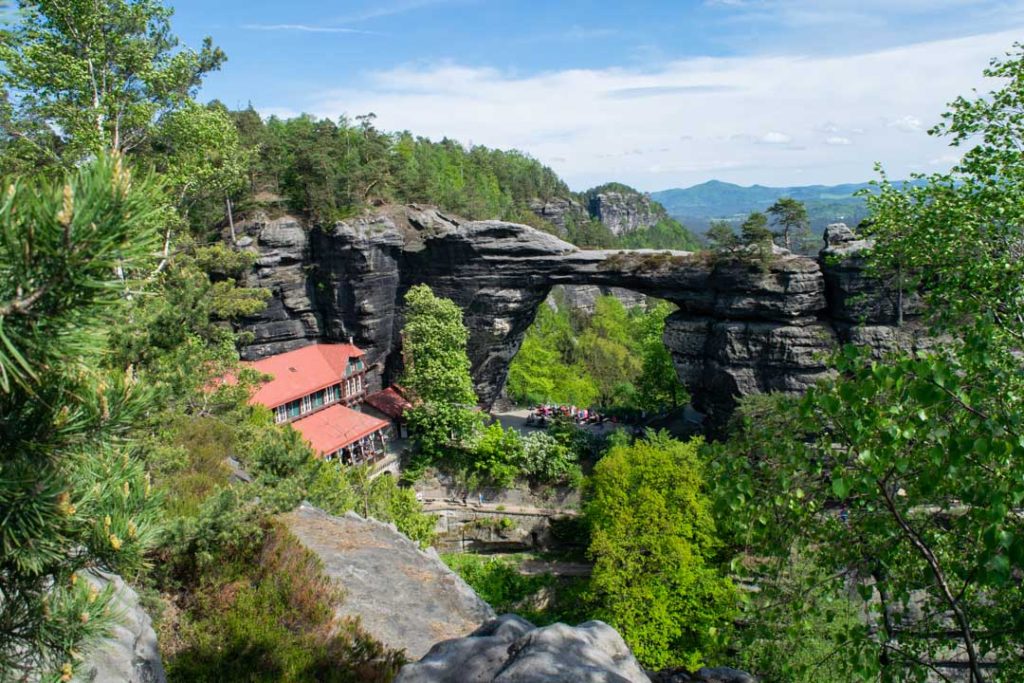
287;400;301;419
275;406;287;424
312;389;325;409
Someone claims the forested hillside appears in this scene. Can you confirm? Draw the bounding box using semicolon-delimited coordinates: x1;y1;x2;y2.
652;179;877;234
217;109;702;251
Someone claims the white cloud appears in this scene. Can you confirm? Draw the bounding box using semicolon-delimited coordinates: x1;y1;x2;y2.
331;0;466;23
279;28;1021;189
760;131;792;144
825;136;853;145
888;115;925;132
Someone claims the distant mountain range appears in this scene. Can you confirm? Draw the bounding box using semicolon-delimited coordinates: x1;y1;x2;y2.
650;179;892;235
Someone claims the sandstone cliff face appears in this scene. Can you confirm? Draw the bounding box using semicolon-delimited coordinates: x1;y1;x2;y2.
586;190;665;236
526;197;589;237
237;210;909;430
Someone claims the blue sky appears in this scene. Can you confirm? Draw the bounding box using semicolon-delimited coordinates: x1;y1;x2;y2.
170;0;1024;191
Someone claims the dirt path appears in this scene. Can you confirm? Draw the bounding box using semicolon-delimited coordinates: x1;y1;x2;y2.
421;498;580;518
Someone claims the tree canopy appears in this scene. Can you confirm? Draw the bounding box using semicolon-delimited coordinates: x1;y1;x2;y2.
587;432;735;670
0;0;225;165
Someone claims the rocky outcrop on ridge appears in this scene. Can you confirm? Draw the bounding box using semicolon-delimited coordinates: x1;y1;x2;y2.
586;189;666;236
77;572;166;683
527;197;589;237
237;208;914;429
279;503;495;660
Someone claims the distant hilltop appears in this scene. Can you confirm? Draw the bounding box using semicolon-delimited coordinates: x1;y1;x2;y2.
651;179;922;234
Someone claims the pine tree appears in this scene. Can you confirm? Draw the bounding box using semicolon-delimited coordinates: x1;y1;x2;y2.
766;197;810;251
0;157;164;678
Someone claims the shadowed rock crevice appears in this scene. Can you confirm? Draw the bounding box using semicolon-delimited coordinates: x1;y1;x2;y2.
238;208;912;428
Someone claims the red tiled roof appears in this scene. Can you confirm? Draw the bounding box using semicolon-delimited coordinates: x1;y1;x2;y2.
247;343;364;409
291;404;389;456
364;387;413;420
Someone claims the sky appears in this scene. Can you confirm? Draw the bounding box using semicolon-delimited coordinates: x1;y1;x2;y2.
169;0;1024;191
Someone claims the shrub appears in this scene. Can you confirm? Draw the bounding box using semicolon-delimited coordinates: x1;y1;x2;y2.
167;523;404;682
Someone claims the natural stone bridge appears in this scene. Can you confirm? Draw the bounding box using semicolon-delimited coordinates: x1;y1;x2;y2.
237;206;921;429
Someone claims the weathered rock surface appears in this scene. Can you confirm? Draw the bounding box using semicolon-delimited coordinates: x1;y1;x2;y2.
237;208;916;429
586;190;665;236
395;614;652;683
77;572;166;683
549;285;647;314
649;667;758;683
527;197;589;237
279;503;494;660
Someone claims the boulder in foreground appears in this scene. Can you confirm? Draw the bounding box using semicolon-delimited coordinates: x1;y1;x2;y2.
395;614;651;683
279;503;495;660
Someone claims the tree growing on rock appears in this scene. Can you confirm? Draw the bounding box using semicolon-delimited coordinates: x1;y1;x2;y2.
740;211;773;269
767;197;811;252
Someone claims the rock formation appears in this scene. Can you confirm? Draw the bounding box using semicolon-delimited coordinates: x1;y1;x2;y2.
548;285;647;314
237;209;911;430
394;614;651;683
77;571;166;683
526;197;589;237
395;615;757;683
586;189;666;236
279;503;495;660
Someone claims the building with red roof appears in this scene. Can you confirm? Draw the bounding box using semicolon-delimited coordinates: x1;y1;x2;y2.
290;404;390;465
245;342;387;462
247;343;369;424
363;386;414;439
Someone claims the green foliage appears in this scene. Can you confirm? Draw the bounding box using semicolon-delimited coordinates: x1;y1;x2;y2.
506;304;599;407
738;211;774;269
470;422;525;487
766;196;811;252
736;553;863;683
507;296;687;413
0;0;225;167
442;553;554;614
234;113;568;226
401;284;477;406
0;158;165;677
740;211;771;245
586;432;736;670
406;401;484;467
710;50;1024;673
520;432;582;486
864;45;1024;342
705;219;739;253
564;217;618;248
618;217;702;251
442;552;593;626
167;522;404;682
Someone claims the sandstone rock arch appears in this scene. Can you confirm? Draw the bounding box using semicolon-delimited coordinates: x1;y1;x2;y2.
237;207;917;429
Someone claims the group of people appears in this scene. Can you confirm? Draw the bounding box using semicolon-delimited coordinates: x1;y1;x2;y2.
526;404;604;427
